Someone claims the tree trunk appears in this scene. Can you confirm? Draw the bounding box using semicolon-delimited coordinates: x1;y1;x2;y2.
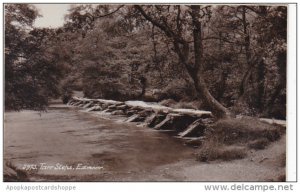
135;5;231;118
190;5;231;118
193;75;231;118
216;71;227;101
256;58;265;110
265;51;286;114
238;6;252;99
139;76;147;99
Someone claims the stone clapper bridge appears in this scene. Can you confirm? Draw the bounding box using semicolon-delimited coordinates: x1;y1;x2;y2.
68;97;215;146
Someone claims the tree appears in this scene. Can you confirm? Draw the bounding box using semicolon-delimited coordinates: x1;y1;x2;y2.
204;5;286;118
57;4;286;119
134;5;231;118
253;6;287;118
5;4;63;110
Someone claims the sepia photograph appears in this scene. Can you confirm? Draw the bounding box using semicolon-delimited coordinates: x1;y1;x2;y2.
3;2;291;183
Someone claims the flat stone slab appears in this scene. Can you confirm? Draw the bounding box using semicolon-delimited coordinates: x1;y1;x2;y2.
69;97;214;136
172;108;212;118
72;97;123;105
125;101;212;118
85;105;102;112
126;114;144;122
259;118;286;127
71;97;212;118
125;100;171;112
178;119;205;137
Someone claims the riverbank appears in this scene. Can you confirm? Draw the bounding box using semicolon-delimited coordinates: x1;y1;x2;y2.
4;101;285;181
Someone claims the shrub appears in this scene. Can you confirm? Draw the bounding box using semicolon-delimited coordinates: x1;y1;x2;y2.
83;79;140;101
197;117;284;162
247;138;270;150
209;117;282;145
197;144;247;162
160;80;198;101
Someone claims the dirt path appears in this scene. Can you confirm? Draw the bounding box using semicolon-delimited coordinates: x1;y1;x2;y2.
4;102;285;181
131;136;286;181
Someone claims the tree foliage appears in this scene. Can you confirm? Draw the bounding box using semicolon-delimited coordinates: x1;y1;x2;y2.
5;4;287;119
5;4;63;110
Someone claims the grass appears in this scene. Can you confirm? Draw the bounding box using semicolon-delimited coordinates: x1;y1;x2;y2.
277;174;286;182
247;138;271;150
267;173;286;182
197;144;247;162
197;117;284;162
4;161;29;181
279;152;286;167
210;117;283;145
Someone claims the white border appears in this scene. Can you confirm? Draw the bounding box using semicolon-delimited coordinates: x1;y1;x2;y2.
287;3;297;182
0;1;298;192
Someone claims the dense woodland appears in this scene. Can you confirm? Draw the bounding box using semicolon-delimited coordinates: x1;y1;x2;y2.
5;4;287;119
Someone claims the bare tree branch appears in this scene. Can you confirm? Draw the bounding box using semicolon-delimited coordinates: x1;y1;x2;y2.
94;5;124;19
134;5;185;44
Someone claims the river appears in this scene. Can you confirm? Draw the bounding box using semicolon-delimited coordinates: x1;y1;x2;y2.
4;101;196;181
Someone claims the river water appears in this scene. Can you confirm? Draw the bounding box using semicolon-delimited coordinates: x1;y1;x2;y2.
4;102;195;181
